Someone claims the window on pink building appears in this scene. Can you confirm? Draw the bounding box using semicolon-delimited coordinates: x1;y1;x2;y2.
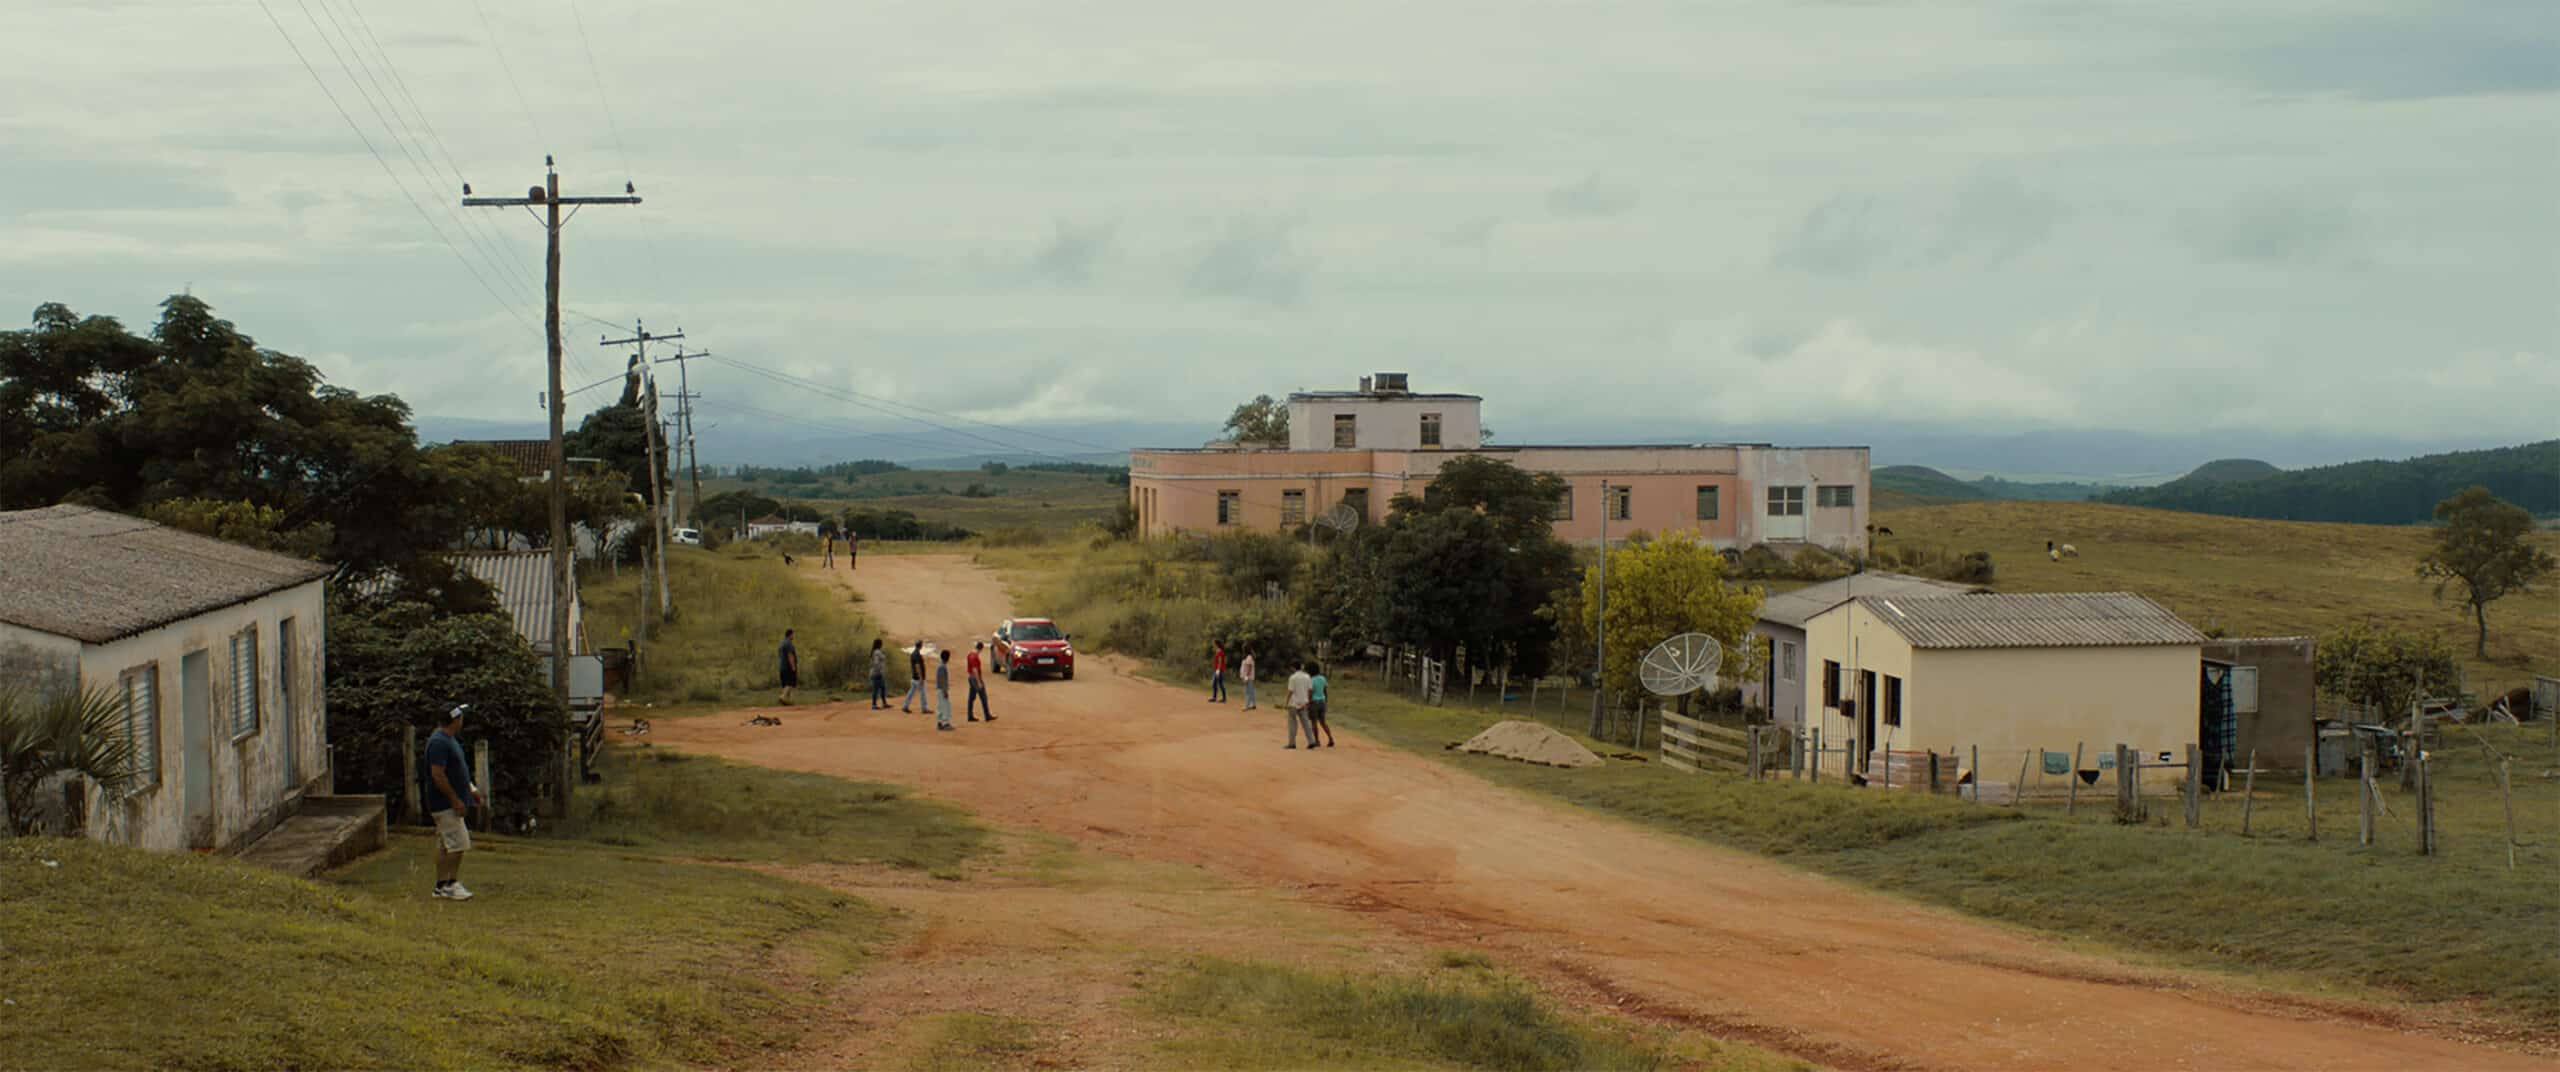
1333;414;1357;448
1695;485;1720;520
1281;489;1306;526
1552;487;1573;520
1217;490;1241;525
1607;486;1631;522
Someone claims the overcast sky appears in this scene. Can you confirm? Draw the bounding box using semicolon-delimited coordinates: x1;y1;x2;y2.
3;0;2553;461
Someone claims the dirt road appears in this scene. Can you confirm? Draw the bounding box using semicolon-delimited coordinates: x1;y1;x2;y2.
659;554;2535;1071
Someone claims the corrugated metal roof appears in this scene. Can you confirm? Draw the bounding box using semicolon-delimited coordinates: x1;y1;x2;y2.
447;439;551;477
1757;572;1981;629
449;552;562;648
0;506;334;644
1853;591;2206;649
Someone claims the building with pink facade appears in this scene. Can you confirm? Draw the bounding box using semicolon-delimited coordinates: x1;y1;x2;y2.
1129;374;1869;552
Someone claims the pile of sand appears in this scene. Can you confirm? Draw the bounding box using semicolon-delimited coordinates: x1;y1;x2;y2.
1455;720;1603;769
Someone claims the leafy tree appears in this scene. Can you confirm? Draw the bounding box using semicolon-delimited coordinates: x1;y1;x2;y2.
981;460;1010;476
1554;532;1764;729
2101;440;2559;523
1305;457;1575;676
1222;394;1289;445
698;490;783;528
2315;623;2460;717
2417;486;2556;658
564;401;666;506
141;499;335;560
325;594;566;831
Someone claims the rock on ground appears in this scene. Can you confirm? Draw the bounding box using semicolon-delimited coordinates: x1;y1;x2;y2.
1455;720;1603;768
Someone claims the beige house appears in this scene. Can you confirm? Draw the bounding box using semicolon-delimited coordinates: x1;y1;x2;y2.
1131;374;1870;552
0;506;331;852
1799;592;2206;778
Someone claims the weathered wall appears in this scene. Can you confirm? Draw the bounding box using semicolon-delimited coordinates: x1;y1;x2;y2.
2205;636;2318;770
1286;396;1484;451
1749;622;1811;728
0;622;80;697
75;580;329;853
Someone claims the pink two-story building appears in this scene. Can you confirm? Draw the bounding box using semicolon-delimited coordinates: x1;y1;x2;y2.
1128;374;1869;552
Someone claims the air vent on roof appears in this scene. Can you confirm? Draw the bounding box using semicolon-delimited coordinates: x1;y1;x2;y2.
1359;375;1373;392
1373;372;1409;393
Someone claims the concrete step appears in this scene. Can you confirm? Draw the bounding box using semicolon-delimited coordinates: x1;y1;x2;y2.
235;795;388;879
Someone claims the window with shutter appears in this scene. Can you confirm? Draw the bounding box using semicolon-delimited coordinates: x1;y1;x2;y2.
230;627;261;738
122;664;160;790
2231;666;2260;714
1695;485;1720;520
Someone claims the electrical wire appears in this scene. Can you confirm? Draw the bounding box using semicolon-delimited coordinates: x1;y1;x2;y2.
468;0;548;150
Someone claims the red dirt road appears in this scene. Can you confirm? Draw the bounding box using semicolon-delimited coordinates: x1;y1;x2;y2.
658;554;2536;1071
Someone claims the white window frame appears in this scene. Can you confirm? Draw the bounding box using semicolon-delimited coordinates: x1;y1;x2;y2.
229;626;261;740
1419;412;1442;447
1780;642;1798;683
122;663;161;791
1768;485;1805;517
2230;666;2260;714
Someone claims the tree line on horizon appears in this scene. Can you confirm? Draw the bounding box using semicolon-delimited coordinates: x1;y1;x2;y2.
2098;440;2559;525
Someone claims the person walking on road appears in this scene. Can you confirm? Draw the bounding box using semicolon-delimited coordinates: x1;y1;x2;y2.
1306;663;1336;747
966;641;997;722
868;638;889;709
1239;650;1258;710
777;629;800;705
1285;663;1314;749
902;639;929;713
934;649;955;731
822;531;836;569
847;529;859;571
421;704;480;900
1209;642;1229;703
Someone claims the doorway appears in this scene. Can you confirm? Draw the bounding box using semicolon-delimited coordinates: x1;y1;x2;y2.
278;618;299;793
1858;669;1879;771
180;650;213;847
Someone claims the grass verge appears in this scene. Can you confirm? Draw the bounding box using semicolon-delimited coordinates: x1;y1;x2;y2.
585;542;892;706
1330;680;2560;1032
558;746;988;868
1144;956;1802;1072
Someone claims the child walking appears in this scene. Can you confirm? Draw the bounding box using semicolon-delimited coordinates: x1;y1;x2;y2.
934;649;955;731
1306;662;1336;747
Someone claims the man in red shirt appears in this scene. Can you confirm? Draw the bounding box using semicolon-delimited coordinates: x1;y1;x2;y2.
1209;642;1228;703
966;641;996;722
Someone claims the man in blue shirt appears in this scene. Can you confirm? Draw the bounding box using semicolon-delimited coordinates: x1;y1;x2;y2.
420;704;480;900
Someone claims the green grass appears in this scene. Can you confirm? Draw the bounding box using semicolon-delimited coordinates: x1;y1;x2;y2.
710;467;1129;536
1145;958;1755;1072
1;834;885;1071
1878;500;2560;685
584;542;890;705
1329;681;2560;1031
908;1013;1044;1072
559;747;988;868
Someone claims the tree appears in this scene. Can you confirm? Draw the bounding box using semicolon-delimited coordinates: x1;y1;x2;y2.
0;684;135;836
2417;487;2555;658
1304;457;1576;676
141;499;335;560
1555;533;1765;715
564;401;665;506
325;594;566;831
1222;394;1289;446
2315;623;2460;717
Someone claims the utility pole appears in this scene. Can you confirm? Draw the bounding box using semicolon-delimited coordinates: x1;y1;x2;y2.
1590;479;1610;738
463;158;641;716
601;323;681;620
654;346;708;525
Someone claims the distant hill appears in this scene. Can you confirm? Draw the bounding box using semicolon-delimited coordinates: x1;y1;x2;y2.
2100;440;2560;524
2179;458;2283;484
1873;465;2110;508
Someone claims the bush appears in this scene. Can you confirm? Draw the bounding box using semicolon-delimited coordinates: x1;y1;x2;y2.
1205;530;1306;599
326;594;567;830
982;526;1047;549
1209;603;1311;673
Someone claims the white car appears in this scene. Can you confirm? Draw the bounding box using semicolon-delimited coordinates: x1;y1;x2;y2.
672;527;703;546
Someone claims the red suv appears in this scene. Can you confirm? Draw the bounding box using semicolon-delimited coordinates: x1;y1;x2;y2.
991;618;1076;680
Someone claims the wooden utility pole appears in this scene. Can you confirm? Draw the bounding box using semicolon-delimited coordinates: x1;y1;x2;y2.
601;323;682;621
654;346;706;527
464;159;641;714
1589;480;1609;738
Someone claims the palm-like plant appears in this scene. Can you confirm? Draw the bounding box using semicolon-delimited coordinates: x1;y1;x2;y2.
0;684;137;836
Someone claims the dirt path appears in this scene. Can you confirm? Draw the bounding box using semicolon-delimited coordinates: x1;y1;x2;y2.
665;554;2538;1071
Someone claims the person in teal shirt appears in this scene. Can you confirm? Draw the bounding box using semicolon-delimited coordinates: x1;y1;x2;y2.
1305;664;1335;748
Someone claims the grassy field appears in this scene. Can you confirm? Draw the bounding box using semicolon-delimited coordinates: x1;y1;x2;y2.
0;751;990;1070
1325;680;2560;1034
584;541;896;706
708;466;1129;535
1877;500;2560;685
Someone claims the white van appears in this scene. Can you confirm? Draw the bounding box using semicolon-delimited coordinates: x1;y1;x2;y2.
673;527;703;546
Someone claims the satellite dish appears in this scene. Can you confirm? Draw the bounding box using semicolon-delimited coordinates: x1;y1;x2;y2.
1639;633;1723;697
1314;503;1362;534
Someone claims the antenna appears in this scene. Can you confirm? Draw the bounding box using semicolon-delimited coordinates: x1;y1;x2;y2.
1313;502;1363;536
1639;633;1723;698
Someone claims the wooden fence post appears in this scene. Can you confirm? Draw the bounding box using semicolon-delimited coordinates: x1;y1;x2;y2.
1792;729;1806;780
1927;749;1941;795
401;724;421;825
473;740;493;830
2067;742;2083;816
2416;754;2436;856
1844;733;1856;783
1747;727;1763;781
2239;749;2258;837
2496;757;2519;871
2014;749;2033;809
2302;744;2317;842
1810;728;1821;784
1971;745;1981;805
2115;744;2140;823
2183;744;2202;829
2359;741;2376;846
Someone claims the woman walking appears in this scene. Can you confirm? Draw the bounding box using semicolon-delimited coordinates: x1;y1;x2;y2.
1306;662;1335;747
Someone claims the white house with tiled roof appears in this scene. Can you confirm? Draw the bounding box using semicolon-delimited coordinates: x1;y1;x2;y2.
1800;591;2206;783
0;505;331;852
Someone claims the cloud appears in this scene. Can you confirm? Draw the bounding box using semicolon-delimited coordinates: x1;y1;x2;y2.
1025;220;1114;285
1924;168;2059;267
1546;173;1638;217
1772;194;1888;276
1184;217;1309;306
2185;194;2354;265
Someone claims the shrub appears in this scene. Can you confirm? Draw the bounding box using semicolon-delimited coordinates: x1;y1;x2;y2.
325;594;567;830
1210;603;1311;672
982;526;1047;549
1206;531;1305;598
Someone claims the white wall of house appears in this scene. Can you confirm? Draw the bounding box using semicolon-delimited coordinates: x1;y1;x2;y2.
1741;445;1867;550
55;580;330;853
1287;396;1484;451
1803;601;2198;774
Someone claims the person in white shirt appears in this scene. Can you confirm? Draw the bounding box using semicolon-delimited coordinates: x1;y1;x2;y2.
1239;651;1259;710
1284;665;1315;750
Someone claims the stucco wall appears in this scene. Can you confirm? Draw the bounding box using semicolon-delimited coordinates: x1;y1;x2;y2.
73;580;329;853
0;623;81;698
1286;397;1483;451
1750;623;1811;728
2205;637;2318;770
1801;602;1918;755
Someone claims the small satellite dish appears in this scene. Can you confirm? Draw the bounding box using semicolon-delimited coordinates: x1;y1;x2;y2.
1639;633;1723;697
1314;503;1362;534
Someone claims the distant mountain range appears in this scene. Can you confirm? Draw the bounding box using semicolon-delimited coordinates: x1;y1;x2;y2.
1872;467;2120;505
2097;440;2559;524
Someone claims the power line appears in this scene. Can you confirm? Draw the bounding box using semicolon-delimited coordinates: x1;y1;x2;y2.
469;0;548;149
252;0;536;335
